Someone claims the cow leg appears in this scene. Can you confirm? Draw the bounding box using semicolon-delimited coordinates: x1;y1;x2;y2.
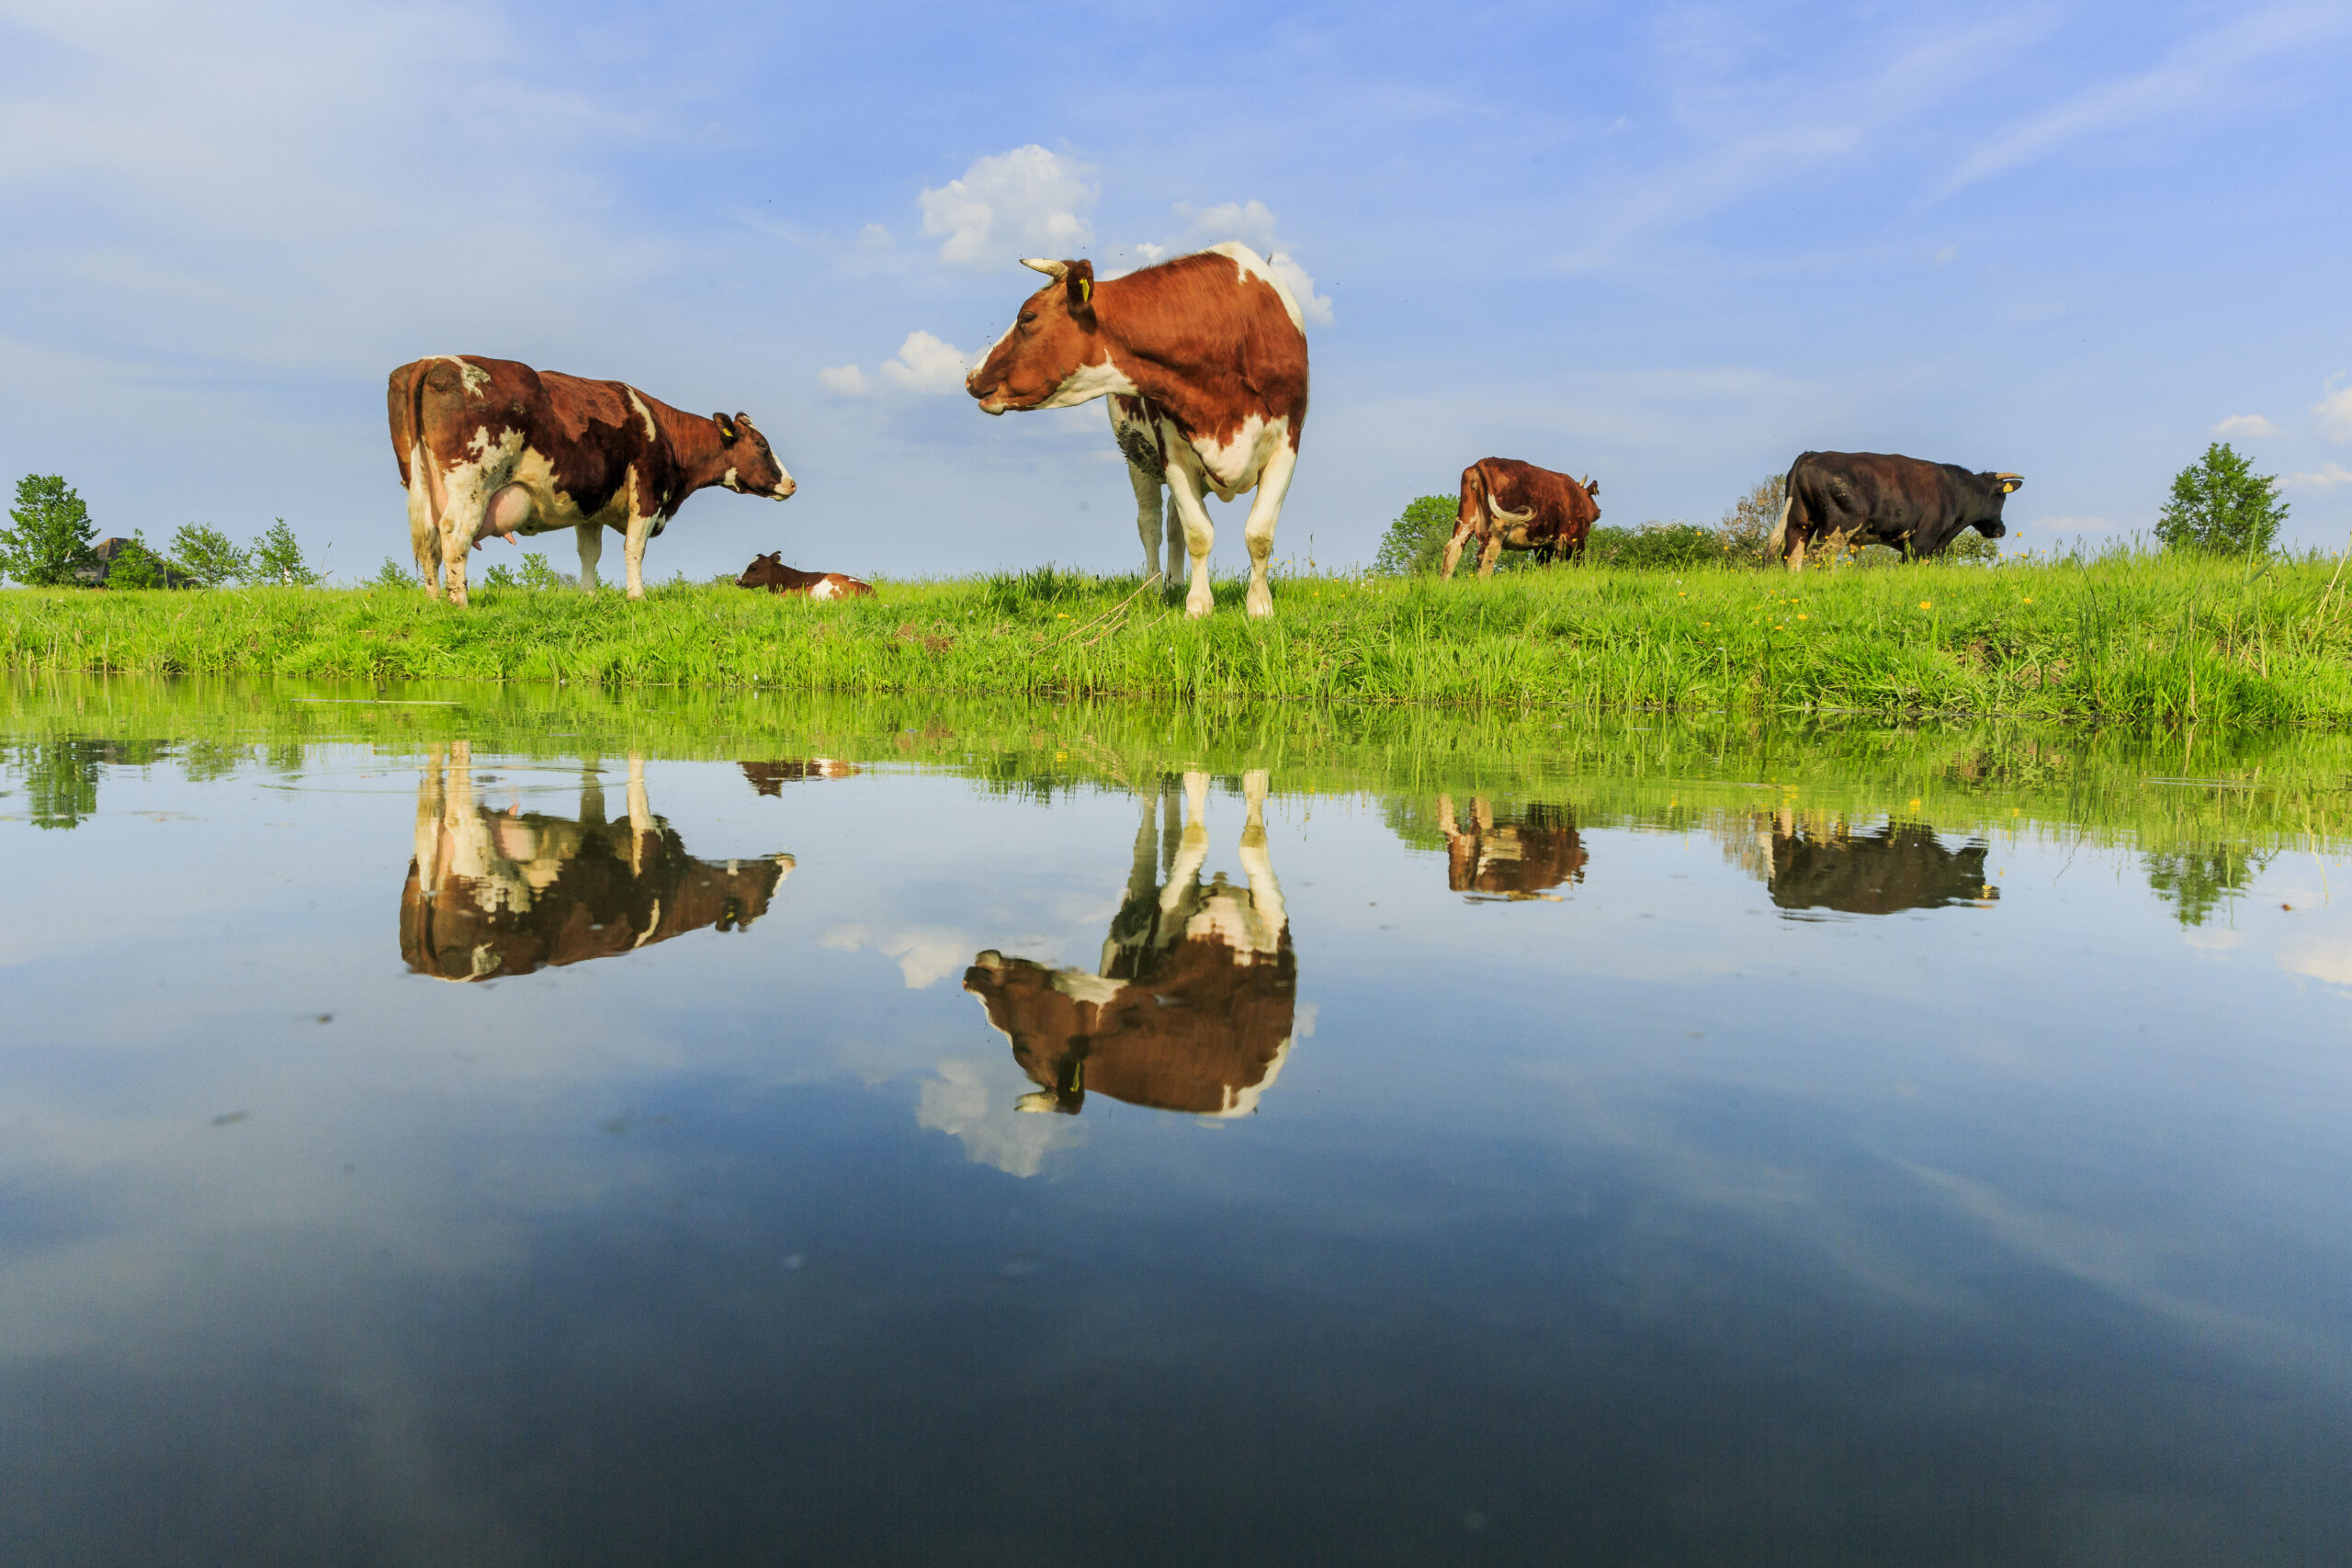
1236;768;1287;941
1786;530;1808;572
575;523;603;592
1240;442;1297;619
1128;459;1166;585
1165;465;1218;619
407;454;443;598
1165;493;1183;589
625;755;652;875
438;526;473;607
620;513;655;600
1477;534;1504;580
1440;522;1477;580
1162;771;1214;914
569;524;602;592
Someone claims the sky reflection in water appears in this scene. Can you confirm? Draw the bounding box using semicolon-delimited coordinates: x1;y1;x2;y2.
1;689;2347;1566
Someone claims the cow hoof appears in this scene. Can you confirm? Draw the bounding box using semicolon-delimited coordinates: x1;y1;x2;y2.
1185;596;1214;619
1245;591;1273;618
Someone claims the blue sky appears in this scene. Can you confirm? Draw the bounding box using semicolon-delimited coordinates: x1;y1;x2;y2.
2;0;2348;581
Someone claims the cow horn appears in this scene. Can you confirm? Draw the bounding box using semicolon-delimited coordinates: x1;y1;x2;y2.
1020;257;1069;280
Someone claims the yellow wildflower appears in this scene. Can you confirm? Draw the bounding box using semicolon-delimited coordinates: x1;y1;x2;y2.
1918;600;1932;609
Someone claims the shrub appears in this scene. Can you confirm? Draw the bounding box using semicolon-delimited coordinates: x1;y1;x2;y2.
106;532;170;589
369;556;415;590
2;474;100;586
2155;442;2286;557
519;550;573;590
1718;474;1784;567
481;560;520;590
251;518;321;585
1583;523;1720;570
169;524;251;587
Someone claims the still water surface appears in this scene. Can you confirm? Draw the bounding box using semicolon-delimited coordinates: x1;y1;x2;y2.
2;682;2348;1564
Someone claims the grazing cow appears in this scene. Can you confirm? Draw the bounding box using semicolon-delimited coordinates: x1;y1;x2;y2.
388;355;796;605
1726;811;1998;917
1436;795;1587;900
400;744;792;980
1769;451;2021;570
736;551;873;600
965;244;1310;618
1442;459;1601;579
963;770;1295;1117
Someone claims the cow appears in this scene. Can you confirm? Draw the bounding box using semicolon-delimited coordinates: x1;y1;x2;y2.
1725;810;1998;917
1769;451;2021;570
963;770;1295;1117
400;744;793;980
739;758;858;794
388;355;796;606
1435;795;1587;900
964;244;1310;619
1441;459;1601;579
736;551;873;600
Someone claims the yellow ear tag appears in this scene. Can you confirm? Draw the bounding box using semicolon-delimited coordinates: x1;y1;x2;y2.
1078;277;1092;306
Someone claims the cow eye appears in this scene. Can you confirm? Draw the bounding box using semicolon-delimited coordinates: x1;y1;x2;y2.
1018;310;1038;326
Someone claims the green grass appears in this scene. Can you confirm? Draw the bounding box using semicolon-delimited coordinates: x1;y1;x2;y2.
6;548;2351;726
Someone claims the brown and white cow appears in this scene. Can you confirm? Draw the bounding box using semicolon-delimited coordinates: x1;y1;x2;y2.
400;745;794;981
963;770;1295;1117
964;244;1310;619
1435;795;1588;900
1442;458;1600;579
388;355;796;605
736;551;873;600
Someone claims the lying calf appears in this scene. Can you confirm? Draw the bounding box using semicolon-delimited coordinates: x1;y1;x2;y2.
737;551;873;600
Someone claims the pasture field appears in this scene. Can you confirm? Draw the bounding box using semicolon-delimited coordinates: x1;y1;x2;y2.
3;549;2349;727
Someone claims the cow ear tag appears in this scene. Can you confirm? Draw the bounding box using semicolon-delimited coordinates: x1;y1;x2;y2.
1077;276;1092;306
715;413;739;444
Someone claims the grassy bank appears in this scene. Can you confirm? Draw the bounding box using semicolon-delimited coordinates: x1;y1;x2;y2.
4;550;2350;725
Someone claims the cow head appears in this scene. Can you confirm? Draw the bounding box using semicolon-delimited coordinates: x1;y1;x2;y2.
738;550;786;589
712;412;797;500
1971;471;2023;537
965;258;1117;414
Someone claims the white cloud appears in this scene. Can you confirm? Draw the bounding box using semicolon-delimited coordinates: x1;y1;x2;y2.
918;145;1096;269
814;333;969;399
2313;379;2352;443
2281;942;2352;987
916;1057;1076;1178
857;222;893;251
2288;463;2352;489
1267;252;1335;326
2212;413;2278;439
817;363;869;396
818;922;973;984
877;331;970;394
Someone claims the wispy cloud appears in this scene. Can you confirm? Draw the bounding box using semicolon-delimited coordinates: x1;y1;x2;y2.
2213;414;2278;439
2314;378;2352;442
818;332;971;399
1938;6;2352;196
2288;463;2352;490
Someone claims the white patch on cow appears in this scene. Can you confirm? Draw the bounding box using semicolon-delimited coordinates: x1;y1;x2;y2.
720;467;739;492
440;355;491;396
1216;1032;1293;1118
1206;241;1306;334
811;579;839;601
626;387;658;443
1177;412;1287;500
1037;353;1138;410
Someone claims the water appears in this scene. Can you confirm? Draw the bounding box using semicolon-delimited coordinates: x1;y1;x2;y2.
3;680;2348;1565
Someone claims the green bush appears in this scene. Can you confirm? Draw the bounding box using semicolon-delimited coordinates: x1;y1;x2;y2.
1584;524;1721;570
169;524;251;587
370;556;416;590
519;550;573;590
2;474;99;586
2155;443;2286;557
106;533;170;589
251;518;321;586
481;559;520;590
1371;495;1462;576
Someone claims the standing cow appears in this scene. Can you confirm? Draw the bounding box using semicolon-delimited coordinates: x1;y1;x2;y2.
1442;458;1601;579
964;244;1310;619
389;355;796;605
1769;451;2021;570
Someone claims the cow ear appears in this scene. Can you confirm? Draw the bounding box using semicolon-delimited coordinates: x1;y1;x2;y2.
1065;259;1096;316
1996;472;2023;493
714;412;740;444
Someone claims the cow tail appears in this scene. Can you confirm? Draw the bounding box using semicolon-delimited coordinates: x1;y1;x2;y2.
411;357;451;525
1479;467;1533;527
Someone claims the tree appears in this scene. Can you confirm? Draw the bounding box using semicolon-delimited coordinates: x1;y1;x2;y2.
369;556;415;590
1;474;99;586
1718;473;1785;566
106;532;169;589
2154;443;2286;556
519;550;572;590
169;523;250;587
251;518;321;585
1371;495;1459;576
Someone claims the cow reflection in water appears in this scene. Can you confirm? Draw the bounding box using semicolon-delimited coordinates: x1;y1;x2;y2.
964;770;1295;1118
1437;795;1587;900
401;743;793;980
1737;811;1999;916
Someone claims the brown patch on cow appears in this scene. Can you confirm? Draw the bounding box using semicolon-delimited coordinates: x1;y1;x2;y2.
966;249;1309;455
736;551;873;599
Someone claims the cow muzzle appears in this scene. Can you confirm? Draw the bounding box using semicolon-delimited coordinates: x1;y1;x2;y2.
770;476;797;500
